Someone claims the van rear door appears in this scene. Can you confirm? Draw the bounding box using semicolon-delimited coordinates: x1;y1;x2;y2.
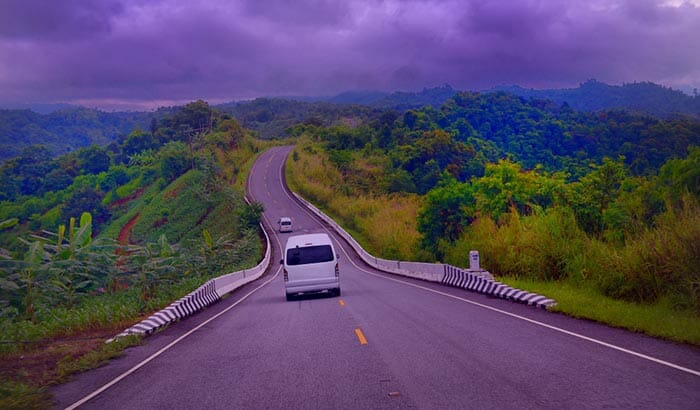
285;244;335;282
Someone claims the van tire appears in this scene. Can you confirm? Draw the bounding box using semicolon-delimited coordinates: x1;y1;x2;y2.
334;288;341;297
285;293;294;301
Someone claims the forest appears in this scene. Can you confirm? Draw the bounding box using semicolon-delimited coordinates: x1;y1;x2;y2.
3;80;697;164
285;91;700;318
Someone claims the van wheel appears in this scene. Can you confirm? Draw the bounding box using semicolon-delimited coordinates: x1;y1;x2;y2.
335;288;341;297
286;293;294;301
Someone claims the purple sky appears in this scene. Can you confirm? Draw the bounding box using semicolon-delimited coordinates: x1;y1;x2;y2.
1;0;699;110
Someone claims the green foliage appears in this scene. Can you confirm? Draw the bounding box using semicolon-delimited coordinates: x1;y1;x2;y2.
0;219;19;230
64;185;108;218
658;146;700;200
76;145;112;175
0;212;109;321
0;107;149;163
0;381;52;410
239;201;265;229
217;97;376;139
417;175;475;258
501;277;700;345
495;79;700;118
597;197;700;310
0;100;267;337
571;157;628;235
158;141;191;181
123;129;158;156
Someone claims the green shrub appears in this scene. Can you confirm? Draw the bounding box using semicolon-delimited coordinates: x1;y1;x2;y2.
598;197;700;311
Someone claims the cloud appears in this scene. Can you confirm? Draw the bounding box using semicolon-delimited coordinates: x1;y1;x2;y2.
0;0;698;109
0;0;124;41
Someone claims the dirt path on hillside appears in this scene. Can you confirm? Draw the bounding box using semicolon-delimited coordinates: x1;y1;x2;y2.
118;214;140;245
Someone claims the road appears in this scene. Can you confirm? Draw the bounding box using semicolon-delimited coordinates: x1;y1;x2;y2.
53;146;700;409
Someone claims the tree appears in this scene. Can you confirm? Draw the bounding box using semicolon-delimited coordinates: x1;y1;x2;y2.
658;146;700;201
238;201;265;229
572;157;628;235
123;130;157;156
61;186;110;227
417;175;475;258
77;145;111;175
159;142;190;181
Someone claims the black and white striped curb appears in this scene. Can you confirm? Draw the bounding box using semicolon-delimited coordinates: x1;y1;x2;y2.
108;281;221;341
443;266;556;309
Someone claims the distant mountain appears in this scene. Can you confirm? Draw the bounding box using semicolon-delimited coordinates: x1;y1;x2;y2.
0;107;150;161
216;98;376;139
489;80;700;118
0;102;79;114
284;85;458;110
325;90;389;105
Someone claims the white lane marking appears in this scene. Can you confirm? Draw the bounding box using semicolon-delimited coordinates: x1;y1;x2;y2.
344;248;700;377
65;268;282;409
272;147;700;378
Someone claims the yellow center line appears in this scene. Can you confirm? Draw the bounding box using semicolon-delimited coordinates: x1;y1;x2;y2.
338;299;345;306
354;328;368;345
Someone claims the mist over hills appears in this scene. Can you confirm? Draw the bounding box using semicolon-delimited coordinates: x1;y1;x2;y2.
2;80;699;162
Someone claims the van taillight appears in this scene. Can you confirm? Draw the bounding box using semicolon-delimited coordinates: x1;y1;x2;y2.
335;263;339;277
284;269;288;282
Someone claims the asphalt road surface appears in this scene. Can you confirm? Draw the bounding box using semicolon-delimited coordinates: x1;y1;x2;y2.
52;146;700;409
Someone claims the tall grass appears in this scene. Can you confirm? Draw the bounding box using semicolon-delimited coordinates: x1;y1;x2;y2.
597;197;700;311
443;200;700;313
286;140;423;260
444;207;590;281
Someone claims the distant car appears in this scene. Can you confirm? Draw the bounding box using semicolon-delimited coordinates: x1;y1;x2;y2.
278;217;293;233
281;233;340;301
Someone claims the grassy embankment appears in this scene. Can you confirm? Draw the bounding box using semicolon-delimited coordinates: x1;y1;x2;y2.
286;142;423;261
286;139;700;346
0;137;273;409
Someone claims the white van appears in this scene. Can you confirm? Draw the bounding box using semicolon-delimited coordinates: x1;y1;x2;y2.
278;217;293;233
282;233;340;300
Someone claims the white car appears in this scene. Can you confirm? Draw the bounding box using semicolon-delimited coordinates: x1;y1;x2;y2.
278;217;293;233
281;233;340;301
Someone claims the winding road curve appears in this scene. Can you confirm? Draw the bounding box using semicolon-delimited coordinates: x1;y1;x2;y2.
53;146;700;409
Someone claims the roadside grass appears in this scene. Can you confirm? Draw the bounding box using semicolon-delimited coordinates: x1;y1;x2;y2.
501;277;700;346
54;334;142;382
0;381;52;410
0;334;142;410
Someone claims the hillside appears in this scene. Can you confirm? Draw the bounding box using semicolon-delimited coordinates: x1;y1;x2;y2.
0;107;150;162
289;84;459;110
216;98;378;139
490;80;700;118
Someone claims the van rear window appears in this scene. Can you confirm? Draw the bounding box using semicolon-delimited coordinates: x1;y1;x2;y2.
286;245;334;265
